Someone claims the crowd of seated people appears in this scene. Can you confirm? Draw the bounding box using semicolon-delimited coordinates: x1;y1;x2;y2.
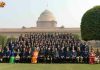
0;32;98;63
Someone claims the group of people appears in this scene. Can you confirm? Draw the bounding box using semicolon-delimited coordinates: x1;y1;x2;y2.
0;32;100;64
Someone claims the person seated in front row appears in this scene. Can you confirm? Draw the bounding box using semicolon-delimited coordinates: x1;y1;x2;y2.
27;47;32;63
31;48;39;64
71;47;77;63
65;47;71;63
45;47;52;63
95;48;100;64
15;53;20;63
76;47;83;63
0;48;3;62
89;48;96;64
53;48;59;63
6;48;11;63
82;48;89;63
59;47;65;63
38;48;45;63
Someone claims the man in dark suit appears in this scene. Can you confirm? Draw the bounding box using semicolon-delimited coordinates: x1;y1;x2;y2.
65;47;71;63
82;48;89;63
0;48;3;62
71;47;77;63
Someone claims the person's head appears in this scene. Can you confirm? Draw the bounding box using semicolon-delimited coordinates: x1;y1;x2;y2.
96;48;99;52
12;43;14;46
48;47;51;51
55;48;58;51
72;49;75;52
7;47;9;51
34;47;37;51
40;47;43;51
23;47;26;51
90;48;94;52
77;47;80;51
83;41;86;45
29;47;31;51
17;49;20;52
17;53;20;56
66;47;69;51
61;47;64;51
72;46;74;50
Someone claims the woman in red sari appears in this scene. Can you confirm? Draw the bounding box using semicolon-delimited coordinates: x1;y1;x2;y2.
89;49;96;64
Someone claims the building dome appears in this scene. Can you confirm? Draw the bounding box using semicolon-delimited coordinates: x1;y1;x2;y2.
37;10;57;28
38;10;56;21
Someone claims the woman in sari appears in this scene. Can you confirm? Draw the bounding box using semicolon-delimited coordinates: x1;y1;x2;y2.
89;49;96;64
31;48;39;63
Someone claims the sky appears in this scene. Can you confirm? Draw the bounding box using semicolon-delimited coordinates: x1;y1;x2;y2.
0;0;100;28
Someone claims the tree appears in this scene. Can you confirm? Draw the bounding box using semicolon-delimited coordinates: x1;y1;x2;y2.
81;6;100;41
81;6;100;47
7;36;16;43
22;26;26;29
0;35;7;47
73;34;80;40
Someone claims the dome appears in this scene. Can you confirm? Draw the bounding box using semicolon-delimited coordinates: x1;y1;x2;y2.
37;10;56;21
36;10;57;28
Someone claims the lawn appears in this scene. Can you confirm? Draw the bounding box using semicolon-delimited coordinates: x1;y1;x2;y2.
0;64;100;70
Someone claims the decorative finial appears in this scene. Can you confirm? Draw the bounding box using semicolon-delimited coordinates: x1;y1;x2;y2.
45;0;48;9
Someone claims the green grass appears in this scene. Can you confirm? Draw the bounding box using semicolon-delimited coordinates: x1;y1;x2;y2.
0;64;100;70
